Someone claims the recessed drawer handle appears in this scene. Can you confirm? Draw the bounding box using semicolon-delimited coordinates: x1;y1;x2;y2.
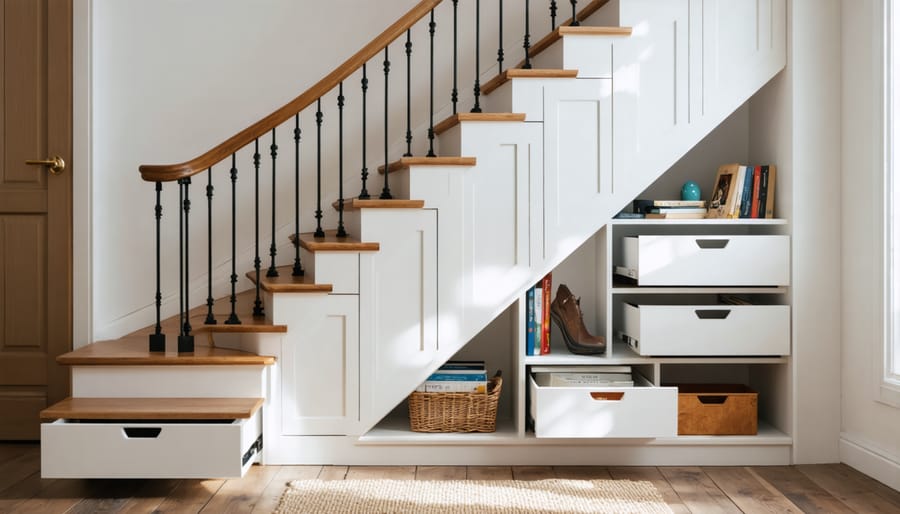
590;392;624;401
695;239;730;249
697;395;728;404
123;427;162;439
695;309;731;319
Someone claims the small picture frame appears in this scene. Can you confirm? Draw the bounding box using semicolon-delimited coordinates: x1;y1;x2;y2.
708;164;740;218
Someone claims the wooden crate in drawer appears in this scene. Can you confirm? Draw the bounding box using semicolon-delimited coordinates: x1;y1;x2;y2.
676;384;758;435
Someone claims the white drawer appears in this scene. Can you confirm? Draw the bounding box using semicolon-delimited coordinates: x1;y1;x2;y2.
41;410;262;478
528;372;676;438
618;235;790;286
622;303;790;356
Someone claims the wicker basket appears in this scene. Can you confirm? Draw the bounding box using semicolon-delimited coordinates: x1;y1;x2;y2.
408;375;502;433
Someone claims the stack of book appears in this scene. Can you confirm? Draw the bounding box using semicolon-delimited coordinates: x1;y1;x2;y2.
708;163;777;219
415;361;488;393
533;366;634;387
526;273;552;355
618;199;709;219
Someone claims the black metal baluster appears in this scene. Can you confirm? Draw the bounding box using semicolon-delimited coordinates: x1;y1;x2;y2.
550;0;558;30
570;0;580;26
292;115;304;277
337;82;348;237
177;179;185;341
226;154;241;324
314;99;326;237
471;0;482;113
359;65;370;199
380;47;393;199
497;0;504;73
149;182;165;351
523;0;533;69
252;139;264;317
451;0;459;114
205;168;216;325
267;129;279;277
179;177;194;353
427;9;436;157
404;30;413;157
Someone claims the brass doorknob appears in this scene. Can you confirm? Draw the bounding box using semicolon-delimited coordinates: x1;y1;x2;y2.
25;156;65;175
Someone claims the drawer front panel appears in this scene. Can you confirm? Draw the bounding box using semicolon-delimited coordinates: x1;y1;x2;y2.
41;411;261;479
623;235;790;286
623;303;790;356
528;375;676;438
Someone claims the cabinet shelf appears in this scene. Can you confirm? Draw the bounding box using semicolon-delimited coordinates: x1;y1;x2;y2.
611;284;789;295
359;416;521;445
524;340;788;365
609;218;788;226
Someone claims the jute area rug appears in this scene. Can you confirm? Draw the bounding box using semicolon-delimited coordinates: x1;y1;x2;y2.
274;478;673;513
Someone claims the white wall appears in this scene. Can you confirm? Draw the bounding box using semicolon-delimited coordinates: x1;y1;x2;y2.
840;0;900;490
88;0;564;341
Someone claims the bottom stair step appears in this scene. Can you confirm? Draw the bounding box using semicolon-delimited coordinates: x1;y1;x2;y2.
41;397;263;479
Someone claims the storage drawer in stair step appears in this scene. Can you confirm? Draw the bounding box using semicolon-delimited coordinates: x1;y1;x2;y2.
528;370;676;438
617;235;790;286
40;398;263;479
621;302;790;357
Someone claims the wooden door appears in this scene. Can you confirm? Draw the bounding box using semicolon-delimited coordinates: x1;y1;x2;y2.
0;0;72;440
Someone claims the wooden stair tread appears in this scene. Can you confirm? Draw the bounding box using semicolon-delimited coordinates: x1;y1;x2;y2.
520;26;632;69
332;198;426;210
126;289;288;336
289;230;380;252
41;397;264;421
57;338;276;366
378;156;477;174
482;69;579;96
246;266;334;293
433;113;527;136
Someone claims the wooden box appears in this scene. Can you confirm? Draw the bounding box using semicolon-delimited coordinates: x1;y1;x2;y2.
676;384;758;435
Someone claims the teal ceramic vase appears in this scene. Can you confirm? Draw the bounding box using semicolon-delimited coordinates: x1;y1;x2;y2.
681;180;701;201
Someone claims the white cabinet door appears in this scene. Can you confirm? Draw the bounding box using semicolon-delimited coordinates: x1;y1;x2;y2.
280;294;359;435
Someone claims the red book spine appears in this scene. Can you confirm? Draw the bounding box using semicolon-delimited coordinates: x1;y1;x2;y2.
750;166;762;218
540;273;552;354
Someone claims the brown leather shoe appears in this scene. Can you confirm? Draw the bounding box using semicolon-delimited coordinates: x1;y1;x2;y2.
550;284;606;355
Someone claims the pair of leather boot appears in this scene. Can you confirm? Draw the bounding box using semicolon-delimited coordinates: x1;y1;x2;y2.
550;284;606;355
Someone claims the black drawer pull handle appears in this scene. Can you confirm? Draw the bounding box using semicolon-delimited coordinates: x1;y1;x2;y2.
123;427;162;439
695;309;731;319
698;395;728;404
695;239;730;249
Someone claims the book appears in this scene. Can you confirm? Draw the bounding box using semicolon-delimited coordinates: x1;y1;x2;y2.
757;165;770;219
708;164;741;218
547;373;634;387
648;207;708;214
525;286;536;356
614;211;645;219
646;211;707;219
540;273;551;355
750;166;762;218
652;200;707;208
425;372;488;381
764;165;777;218
739;164;755;218
534;284;541;355
438;361;485;370
729;165;747;218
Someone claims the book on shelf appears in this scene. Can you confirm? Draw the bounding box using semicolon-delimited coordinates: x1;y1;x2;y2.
541;273;552;355
728;165;747;218
648;207;708;214
415;362;488;393
534;282;543;356
652;200;707;208
739;164;755;218
750;166;762;218
763;165;777;218
526;287;536;356
645;211;707;219
614;211;645;219
438;360;485;370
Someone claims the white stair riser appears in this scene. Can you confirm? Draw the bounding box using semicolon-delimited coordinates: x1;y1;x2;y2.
299;249;361;294
71;366;267;398
530;36;619;78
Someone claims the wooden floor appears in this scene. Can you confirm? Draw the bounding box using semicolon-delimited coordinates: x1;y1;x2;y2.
2;443;899;513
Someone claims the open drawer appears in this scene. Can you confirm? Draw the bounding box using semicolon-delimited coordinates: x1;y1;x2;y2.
528;370;676;438
41;398;263;479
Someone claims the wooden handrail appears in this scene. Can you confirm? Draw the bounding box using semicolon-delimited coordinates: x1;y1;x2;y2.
139;0;443;182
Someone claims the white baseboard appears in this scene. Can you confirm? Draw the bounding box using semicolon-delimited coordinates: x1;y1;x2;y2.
840;432;900;491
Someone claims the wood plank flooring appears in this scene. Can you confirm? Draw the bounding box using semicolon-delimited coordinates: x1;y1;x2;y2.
2;443;899;513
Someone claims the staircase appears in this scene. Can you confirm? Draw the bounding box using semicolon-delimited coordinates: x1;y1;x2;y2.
43;0;786;474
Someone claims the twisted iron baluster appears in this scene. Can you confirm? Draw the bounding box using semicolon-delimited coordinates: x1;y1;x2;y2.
225;154;241;324
267;129;279;277
359;65;370;199
252;139;264;317
292;115;304;276
149;182;165;351
337;82;348;237
471;0;482;113
204;168;216;324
